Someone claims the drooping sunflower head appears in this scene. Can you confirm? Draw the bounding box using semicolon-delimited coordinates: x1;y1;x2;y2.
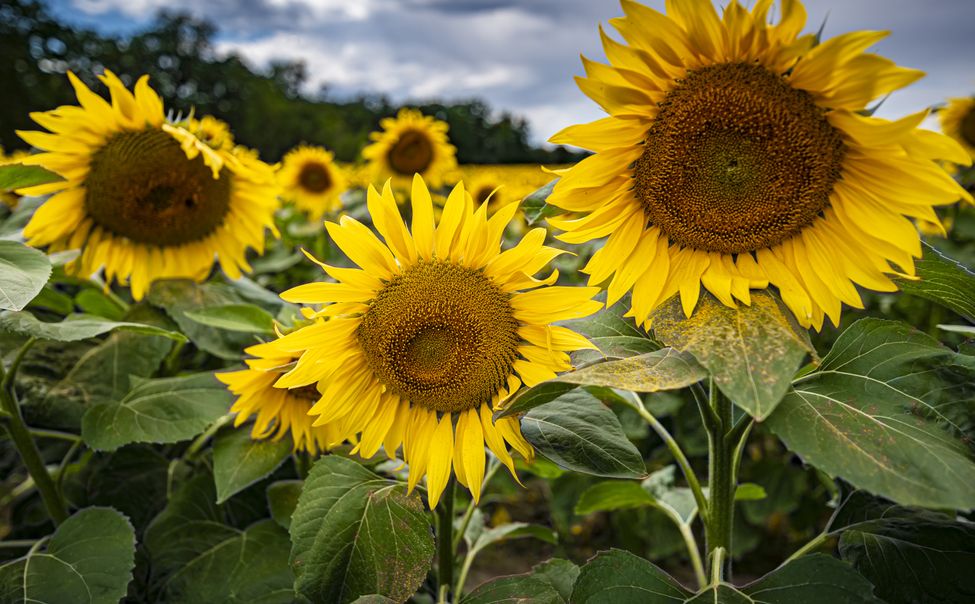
941;97;975;161
271;175;601;507
362;108;458;189
217;341;342;455
548;0;972;331
17;71;280;300
278;145;347;220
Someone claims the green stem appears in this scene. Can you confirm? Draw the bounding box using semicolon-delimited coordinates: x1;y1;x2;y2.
709;547;727;587
437;477;456;603
704;383;734;582
784;531;830;564
29;428;82;443
630;393;708;523
677;520;707;590
183;414;233;461
454;549;475;601
452;458;500;553
0;340;69;525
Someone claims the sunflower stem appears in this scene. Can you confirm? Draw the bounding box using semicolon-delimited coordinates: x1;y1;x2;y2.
437;476;456;602
0;338;69;525
704;382;735;582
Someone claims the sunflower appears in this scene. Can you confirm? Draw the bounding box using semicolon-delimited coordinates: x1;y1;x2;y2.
271;175;601;507
362;108;458;189
941;97;975;162
217;341;342;455
547;0;972;331
278;145;347;220
16;71;279;300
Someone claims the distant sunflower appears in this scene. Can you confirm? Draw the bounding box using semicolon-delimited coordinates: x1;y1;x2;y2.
941;97;975;161
272;175;601;507
548;0;972;330
218;341;342;455
278;145;347;220
362;108;457;189
17;71;279;300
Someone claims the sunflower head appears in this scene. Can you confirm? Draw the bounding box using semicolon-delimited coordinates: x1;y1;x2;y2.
278;145;347;220
547;0;972;331
217;341;342;455
16;71;279;300
271;174;601;507
362;108;458;189
941;97;975;162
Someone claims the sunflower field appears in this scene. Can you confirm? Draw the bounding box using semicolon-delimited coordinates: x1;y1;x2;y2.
2;0;975;602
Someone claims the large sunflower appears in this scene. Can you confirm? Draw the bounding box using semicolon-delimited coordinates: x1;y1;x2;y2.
17;71;279;300
271;175;601;507
548;0;972;330
278;145;347;220
218;341;342;455
362;108;458;189
941;97;975;162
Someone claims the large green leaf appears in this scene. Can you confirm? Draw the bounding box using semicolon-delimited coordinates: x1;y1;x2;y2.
520;389;647;479
266;480;303;530
563;298;659;363
33;331;172;430
766;318;975;510
0;240;51;311
0;507;136;604
183;303;276;334
213;427;292;504
82;372;232;451
651;291;814;420
553;348;706;393
148;279;259;359
0;310;185;342
836;500;975;603
289;456;434;603
462;576;563;604
531;559;580;603
571;551;877;603
894;243;975;322
0;162;63;191
80;446;172;531
160;520;294;604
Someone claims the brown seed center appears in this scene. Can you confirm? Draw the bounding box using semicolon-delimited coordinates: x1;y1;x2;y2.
298;162;332;193
960;106;975;148
84;129;231;246
387;129;435;175
356;260;520;413
633;62;846;254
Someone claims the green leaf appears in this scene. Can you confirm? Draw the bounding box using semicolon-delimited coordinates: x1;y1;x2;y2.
469;523;558;559
531;559;580;603
184;303;276;334
0;507;136;604
81;446;172;531
521;178;563;225
289;456;434;603
0;310;185;342
0;240;51;311
75;288;126;320
0;162;63;191
462;576;563;604
160;520;295;604
266;480;303;530
734;554;879;603
35;331;172;430
766;318;975;510
571;549;690;603
894;243;975;322
651;291;814;420
148;279;258;359
733;483;766;501
213;427;292;504
28;285;74;315
838;510;975;603
496;382;578;418
82;372;232;451
575;481;656;515
521;389;646;479
563;298;659;361
553;348;706;393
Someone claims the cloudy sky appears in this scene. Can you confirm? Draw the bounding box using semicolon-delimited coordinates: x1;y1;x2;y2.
47;0;975;144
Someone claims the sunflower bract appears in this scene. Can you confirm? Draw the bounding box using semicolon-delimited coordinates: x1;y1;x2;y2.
548;0;973;330
270;174;601;507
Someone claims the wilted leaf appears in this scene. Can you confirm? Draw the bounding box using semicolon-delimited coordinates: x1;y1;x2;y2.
554;348;706;393
766;318;975;510
651;291;814;420
0;240;51;311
